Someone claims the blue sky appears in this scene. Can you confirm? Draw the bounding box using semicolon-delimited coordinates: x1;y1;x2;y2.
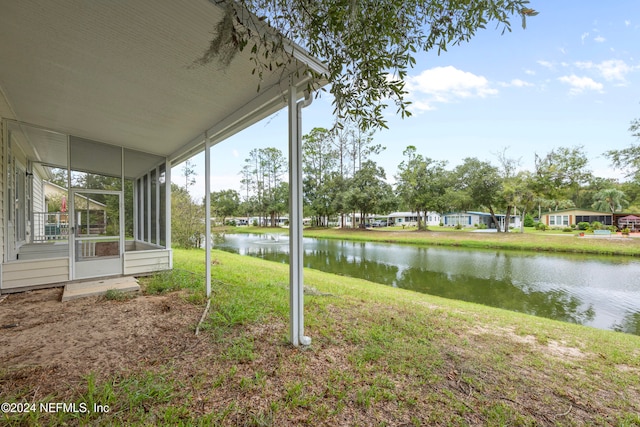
180;2;640;200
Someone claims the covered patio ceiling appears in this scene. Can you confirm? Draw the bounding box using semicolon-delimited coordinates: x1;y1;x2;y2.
0;0;327;170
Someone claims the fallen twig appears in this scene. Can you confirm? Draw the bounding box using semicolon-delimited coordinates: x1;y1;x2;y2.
195;298;212;336
555;403;572;418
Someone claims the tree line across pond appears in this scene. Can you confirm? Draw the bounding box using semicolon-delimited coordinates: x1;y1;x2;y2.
168;115;640;244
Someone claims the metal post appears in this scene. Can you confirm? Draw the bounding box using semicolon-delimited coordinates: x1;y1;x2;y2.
204;133;212;298
67;134;73;279
288;85;300;347
288;83;312;347
155;165;160;245
139;178;145;241
120;147;125;258
165;159;172;268
133;178;138;240
146;172;151;243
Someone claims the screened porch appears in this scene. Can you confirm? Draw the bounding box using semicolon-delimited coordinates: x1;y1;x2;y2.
1;120;171;292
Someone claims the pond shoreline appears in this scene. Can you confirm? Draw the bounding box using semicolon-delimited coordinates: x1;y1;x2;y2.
212;232;640;335
224;226;640;258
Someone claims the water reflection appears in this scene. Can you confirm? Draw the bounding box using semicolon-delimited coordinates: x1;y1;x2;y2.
213;233;640;335
612;311;640;335
398;267;595;325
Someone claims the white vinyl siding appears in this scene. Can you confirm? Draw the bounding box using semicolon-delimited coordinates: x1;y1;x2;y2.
1;257;69;290
123;248;171;275
32;171;44;241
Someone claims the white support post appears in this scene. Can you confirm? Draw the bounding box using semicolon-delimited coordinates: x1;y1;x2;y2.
204;133;212;298
120;147;125;258
288;83;311;347
67;133;73;280
133;178;138;240
139;178;145;241
165;159;172;268
146;172;151;243
155;165;160;244
288;85;300;347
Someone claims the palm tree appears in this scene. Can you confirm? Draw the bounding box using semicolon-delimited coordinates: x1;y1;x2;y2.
591;188;629;213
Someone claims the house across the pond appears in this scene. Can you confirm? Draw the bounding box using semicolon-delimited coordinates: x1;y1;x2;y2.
386;212;441;227
539;209;613;228
540;209;640;231
442;211;521;230
617;215;640;231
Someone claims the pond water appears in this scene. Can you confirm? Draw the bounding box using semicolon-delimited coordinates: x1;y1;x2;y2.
212;233;640;335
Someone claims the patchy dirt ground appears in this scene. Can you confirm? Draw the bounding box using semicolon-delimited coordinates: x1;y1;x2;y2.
1;284;639;425
0;288;203;400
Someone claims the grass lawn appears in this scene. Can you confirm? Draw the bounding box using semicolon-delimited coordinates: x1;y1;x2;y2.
3;248;639;425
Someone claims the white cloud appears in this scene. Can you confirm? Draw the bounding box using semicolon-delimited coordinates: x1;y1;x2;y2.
581;32;589;44
597;59;633;81
594;35;606;43
405;66;497;111
575;59;633;82
558;75;603;94
575;60;594;68
232;149;239;158
625;20;631;27
499;79;533;88
537;60;554;70
524;69;535;75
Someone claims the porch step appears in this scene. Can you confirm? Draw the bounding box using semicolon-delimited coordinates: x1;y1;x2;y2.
62;277;140;302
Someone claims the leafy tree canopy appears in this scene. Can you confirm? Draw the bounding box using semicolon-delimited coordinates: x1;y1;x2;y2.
201;0;537;130
606;116;640;181
591;188;629;214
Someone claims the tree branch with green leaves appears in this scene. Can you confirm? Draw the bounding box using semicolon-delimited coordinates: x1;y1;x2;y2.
199;0;537;131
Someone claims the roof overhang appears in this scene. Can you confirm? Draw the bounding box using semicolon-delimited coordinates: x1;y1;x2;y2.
0;0;328;172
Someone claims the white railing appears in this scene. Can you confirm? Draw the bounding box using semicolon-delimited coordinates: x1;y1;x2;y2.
33;211;70;241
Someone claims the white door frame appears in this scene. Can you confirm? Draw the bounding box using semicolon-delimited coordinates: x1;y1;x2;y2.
70;189;123;280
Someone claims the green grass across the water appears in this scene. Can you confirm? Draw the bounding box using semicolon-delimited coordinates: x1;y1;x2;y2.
228;225;640;257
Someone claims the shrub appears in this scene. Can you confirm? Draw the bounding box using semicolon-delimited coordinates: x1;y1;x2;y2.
439;222;444;227
577;222;590;230
534;222;547;231
477;223;488;229
589;221;604;231
524;213;535;227
454;224;463;230
562;227;573;232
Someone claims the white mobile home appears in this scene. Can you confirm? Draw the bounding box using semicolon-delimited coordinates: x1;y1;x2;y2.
387;212;441;227
0;1;327;346
442;211;521;230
